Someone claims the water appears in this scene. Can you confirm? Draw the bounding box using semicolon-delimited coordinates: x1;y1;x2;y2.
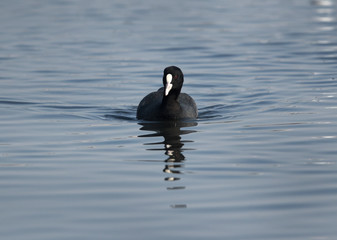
1;0;337;239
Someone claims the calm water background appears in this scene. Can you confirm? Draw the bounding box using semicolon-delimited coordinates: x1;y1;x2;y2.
1;0;337;239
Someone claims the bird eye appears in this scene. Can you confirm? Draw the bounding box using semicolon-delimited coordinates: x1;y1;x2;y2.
174;75;178;79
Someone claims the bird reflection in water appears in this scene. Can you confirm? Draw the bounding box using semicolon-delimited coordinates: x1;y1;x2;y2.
138;120;197;208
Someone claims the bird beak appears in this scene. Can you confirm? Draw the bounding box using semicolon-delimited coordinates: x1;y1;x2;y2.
165;74;173;96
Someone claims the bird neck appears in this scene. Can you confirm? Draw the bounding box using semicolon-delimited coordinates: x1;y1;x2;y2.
162;94;177;105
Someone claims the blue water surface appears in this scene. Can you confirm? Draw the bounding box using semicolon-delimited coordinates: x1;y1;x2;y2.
1;0;337;239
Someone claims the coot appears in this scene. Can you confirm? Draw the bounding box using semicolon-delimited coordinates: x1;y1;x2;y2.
137;66;198;121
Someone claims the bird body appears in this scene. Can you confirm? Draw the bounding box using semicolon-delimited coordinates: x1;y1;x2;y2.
137;66;197;121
